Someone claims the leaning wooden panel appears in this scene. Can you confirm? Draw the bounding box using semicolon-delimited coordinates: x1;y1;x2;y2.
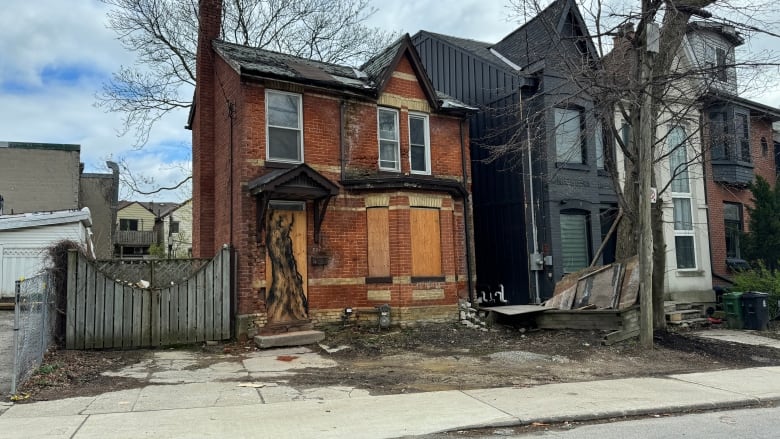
410;208;442;277
66;251;78;349
367;208;390;277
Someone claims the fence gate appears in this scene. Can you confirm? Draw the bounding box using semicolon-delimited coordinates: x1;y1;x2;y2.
66;247;232;349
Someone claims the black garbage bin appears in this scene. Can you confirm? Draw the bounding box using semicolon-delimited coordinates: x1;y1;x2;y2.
741;292;770;331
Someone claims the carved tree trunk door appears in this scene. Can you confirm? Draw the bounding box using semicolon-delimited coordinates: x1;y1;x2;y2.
265;202;308;324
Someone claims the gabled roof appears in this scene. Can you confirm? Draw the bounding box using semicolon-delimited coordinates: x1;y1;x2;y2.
118;200;179;218
688;21;745;46
413;31;523;76
247;164;339;199
491;0;598;69
359;34;441;109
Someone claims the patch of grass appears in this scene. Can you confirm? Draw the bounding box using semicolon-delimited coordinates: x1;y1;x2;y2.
36;363;60;376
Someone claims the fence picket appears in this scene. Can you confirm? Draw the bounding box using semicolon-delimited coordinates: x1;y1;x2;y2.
122;285;133;348
94;274;105;349
221;248;231;339
187;271;197;343
75;254;87;349
66;251;77;349
160;286;170;345
177;281;187;344
132;288;142;347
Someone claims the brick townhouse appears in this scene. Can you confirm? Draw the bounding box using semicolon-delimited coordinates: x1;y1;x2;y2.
190;0;475;338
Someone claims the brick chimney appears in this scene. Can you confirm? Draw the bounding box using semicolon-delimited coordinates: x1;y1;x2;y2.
192;0;222;258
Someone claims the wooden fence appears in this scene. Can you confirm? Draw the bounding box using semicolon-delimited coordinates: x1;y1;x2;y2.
66;247;232;349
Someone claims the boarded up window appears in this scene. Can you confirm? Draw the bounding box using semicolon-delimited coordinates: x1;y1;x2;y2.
367;207;390;277
411;208;442;277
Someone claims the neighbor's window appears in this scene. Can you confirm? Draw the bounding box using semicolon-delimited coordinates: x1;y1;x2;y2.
594;119;604;170
560;212;589;273
554;107;584;164
266;90;302;162
735;113;750;162
170;221;180;234
409;113;430;174
119;219;139;231
378;108;400;171
724;203;743;259
366;207;390;278
410;207;442;277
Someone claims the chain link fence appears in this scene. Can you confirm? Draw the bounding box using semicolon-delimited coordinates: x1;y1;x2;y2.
12;273;55;395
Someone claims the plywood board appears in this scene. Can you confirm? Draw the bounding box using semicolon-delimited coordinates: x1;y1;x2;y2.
481;305;548;316
411;208;442;276
367;208;390;277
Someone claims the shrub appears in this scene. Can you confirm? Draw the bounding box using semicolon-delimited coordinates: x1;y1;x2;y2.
732;262;780;319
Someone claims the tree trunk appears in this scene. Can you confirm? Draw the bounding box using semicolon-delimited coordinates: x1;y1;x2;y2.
651;198;667;330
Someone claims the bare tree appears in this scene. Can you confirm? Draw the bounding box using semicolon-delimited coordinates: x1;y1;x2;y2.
97;0;396;148
498;0;779;345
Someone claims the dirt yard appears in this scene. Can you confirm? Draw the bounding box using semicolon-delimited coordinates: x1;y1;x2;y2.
14;321;780;402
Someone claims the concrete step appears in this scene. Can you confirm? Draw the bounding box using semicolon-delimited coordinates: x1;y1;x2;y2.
666;309;702;322
254;330;325;349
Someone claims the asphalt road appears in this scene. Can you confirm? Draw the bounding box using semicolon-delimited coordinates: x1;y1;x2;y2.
0;310;14;396
427;406;780;439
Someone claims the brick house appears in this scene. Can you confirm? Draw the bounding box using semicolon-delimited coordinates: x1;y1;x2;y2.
685;22;780;286
190;0;475;338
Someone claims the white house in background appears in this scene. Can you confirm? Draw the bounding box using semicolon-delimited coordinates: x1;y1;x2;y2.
161;199;192;258
0;208;93;298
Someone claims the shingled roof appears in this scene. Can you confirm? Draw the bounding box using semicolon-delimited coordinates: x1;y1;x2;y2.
212;35;472;113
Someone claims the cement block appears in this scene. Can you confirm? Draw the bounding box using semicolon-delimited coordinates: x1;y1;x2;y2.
254;330;325;348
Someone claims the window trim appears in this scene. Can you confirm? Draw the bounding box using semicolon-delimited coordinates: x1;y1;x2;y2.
265;89;303;164
408;112;431;175
554;107;585;165
377;107;400;172
668;125;690;194
672;197;697;270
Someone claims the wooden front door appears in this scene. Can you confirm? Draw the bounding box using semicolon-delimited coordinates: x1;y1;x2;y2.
265;202;308;324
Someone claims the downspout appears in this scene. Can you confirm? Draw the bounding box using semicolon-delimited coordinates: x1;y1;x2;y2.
340;100;347;182
459;120;475;302
524;100;541;304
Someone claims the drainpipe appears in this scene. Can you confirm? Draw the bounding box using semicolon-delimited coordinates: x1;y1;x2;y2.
525;101;541;304
340;100;347;182
459;120;475;302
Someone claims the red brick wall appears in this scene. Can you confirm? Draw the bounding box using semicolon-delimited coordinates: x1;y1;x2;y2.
194;43;472;328
706;115;776;284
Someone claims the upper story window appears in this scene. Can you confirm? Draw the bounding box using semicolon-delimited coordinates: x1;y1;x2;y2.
735;113;750;162
704;44;728;82
554;107;584;164
409;113;430;174
119;219;139;231
266;90;302;163
668;126;690;193
378;108;400;171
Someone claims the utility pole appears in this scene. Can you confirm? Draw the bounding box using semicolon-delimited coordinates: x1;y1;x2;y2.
638;13;659;349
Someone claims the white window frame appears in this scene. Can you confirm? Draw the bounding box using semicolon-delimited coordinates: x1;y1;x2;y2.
378;107;400;171
408;112;431;175
265;90;303;163
668;125;697;270
554;107;584;164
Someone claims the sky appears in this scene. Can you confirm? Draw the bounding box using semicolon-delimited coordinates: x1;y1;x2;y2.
1;1;778;202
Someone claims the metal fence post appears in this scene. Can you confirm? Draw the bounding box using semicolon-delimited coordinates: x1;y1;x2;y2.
11;280;20;395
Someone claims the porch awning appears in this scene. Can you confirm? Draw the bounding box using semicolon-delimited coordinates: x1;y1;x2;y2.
247;164;339;243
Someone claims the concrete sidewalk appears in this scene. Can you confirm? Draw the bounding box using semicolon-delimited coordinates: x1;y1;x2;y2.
1;366;779;439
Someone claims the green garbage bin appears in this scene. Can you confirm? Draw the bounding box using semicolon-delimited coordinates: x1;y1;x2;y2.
741;292;770;330
722;292;744;329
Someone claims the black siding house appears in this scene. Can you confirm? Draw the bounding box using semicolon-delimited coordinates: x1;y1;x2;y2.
412;0;617;304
